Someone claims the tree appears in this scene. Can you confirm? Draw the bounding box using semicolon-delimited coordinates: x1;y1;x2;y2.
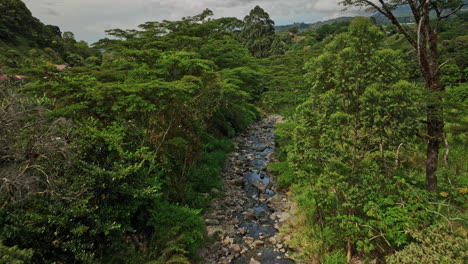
340;0;467;191
269;35;288;56
239;5;276;58
292;17;428;261
289;26;299;34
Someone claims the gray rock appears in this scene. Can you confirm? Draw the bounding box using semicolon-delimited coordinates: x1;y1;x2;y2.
243;236;254;244
252;240;264;248
268;237;277;244
229;179;245;186
223;237;233;246
230;244;241;254
249;258;261;264
238;227;247;235
205;219;220;225
243;212;257;220
252;180;268;193
277;212;292;222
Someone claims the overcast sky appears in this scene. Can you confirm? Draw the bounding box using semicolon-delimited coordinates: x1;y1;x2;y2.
23;0;365;44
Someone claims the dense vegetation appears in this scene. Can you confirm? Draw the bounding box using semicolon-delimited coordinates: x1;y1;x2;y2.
0;0;466;263
270;7;468;264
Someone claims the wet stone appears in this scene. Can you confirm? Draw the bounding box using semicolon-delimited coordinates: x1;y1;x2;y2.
198;116;294;264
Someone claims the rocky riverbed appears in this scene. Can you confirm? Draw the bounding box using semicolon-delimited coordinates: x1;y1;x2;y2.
198;115;295;264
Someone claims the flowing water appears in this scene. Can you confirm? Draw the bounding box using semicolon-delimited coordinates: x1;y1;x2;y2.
199;116;295;264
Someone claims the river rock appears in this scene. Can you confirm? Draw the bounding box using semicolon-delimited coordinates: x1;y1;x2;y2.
223;237;233;246
269;212;277;221
243;236;254;244
269;237;277;244
231;217;240;225
243;212;257;220
229;179;245;186
199;116;294;263
238;227;247;235
252;180;268;193
249;258;261;264
268;194;291;211
230;244;241;254
253;240;264;248
277;212;292;222
205;219;219;225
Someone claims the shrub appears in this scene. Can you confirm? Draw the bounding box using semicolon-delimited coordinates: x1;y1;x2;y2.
0;241;33;264
387;223;468;264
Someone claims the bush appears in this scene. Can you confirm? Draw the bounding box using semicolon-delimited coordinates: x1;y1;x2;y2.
387;223;468;264
186;136;234;208
0;241;33;264
147;202;204;262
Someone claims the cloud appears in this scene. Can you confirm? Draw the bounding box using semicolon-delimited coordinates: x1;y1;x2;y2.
23;0;362;43
44;7;60;16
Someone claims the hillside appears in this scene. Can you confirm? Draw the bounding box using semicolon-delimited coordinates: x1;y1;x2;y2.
0;0;98;73
275;17;354;33
372;0;468;24
276;1;468;32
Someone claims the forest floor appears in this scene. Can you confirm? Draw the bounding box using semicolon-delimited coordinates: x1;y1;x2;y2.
198;115;295;264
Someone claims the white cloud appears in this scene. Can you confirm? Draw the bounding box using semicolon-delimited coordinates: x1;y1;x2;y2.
23;0;364;43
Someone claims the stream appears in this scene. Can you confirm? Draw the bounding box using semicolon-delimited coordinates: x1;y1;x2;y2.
199;115;295;264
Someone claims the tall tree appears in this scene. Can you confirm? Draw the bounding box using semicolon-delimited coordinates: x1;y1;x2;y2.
340;0;467;191
293;17;426;261
239;5;276;58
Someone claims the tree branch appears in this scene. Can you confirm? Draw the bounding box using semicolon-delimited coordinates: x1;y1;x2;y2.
443;134;449;166
440;3;468;20
377;0;418;48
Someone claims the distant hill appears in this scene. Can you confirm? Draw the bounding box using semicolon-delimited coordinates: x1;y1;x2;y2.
275;17;354;33
373;1;468;24
276;2;468;32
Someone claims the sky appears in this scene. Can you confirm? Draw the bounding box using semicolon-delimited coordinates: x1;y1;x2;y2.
23;0;366;44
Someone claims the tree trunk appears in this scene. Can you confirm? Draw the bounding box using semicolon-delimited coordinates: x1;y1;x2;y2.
426;104;443;191
347;236;352;263
418;2;443;192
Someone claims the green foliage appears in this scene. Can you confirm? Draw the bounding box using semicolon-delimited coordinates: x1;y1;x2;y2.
1;6;264;263
239;5;276;58
386;223;468;264
259;51;308;116
3;2;466;263
267;161;295;188
186;136;234;208
268;14;468;263
0;1;100;70
147;202;204;260
314;21;351;41
320;250;347;264
0;241;33;264
200;36;254;69
275;17;442;261
441;63;462;87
